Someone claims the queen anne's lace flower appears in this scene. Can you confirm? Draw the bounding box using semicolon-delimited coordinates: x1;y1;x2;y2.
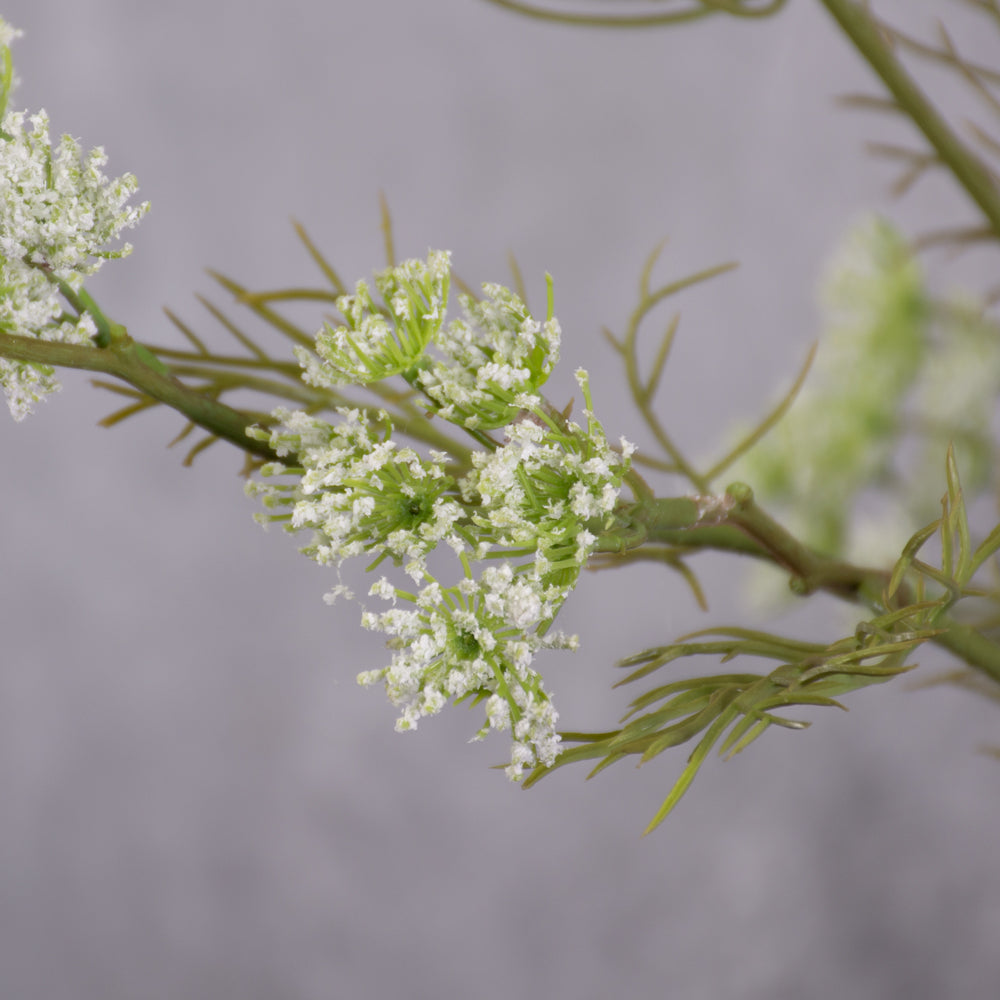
299;251;562;436
0;19;19;51
358;570;574;778
0;33;149;421
418;282;562;430
0;111;146;283
249;253;634;778
248;407;469;580
462;371;635;596
302;250;451;386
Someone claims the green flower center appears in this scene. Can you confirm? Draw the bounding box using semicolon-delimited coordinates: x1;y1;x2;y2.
449;625;481;661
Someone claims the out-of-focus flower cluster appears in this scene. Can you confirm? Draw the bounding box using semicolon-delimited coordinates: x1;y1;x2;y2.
733;218;927;556
249;252;633;777
732;216;1000;569
0;20;148;420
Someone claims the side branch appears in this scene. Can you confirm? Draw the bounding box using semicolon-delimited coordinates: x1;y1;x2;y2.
819;0;1000;239
480;0;787;28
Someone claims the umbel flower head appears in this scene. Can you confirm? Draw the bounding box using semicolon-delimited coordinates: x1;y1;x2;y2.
358;568;576;779
463;371;635;594
0;20;149;420
303;250;451;386
250;252;634;779
417;279;562;430
297;249;562;430
730;217;927;556
248;406;469;581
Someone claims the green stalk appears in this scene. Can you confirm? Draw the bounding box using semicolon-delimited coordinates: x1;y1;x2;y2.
0;330;279;461
598;486;1000;686
818;0;1000;239
935;623;1000;687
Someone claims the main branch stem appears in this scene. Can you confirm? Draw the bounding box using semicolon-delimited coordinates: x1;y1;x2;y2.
597;487;1000;686
0;331;279;461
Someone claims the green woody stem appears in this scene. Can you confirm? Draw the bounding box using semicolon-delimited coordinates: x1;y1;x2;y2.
598;484;1000;686
0;330;279;461
604;486;886;601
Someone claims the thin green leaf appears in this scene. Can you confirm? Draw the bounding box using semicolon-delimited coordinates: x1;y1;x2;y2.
641;314;680;403
292;219;346;294
162;306;211;355
642;706;740;837
703;341;817;485
969;520;1000;578
96;395;159;427
506;251;528;306
379;191;396;267
945;444;973;584
719;715;774;758
638;690;739;763
207;270;315;349
888;519;941;601
623;674;760;717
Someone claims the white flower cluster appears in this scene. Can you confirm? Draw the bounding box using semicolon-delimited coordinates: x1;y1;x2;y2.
732;218;926;555
0;110;146;284
466;372;634;589
0;19;18;47
301;250;451;387
250;252;633;779
248;406;468;580
419;281;562;430
358;568;576;778
0;26;148;420
297;251;561;431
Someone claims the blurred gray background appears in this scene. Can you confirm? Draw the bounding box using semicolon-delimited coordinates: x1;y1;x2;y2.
2;1;999;997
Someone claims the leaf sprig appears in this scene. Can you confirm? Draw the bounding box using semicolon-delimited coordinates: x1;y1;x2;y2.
523;611;936;834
